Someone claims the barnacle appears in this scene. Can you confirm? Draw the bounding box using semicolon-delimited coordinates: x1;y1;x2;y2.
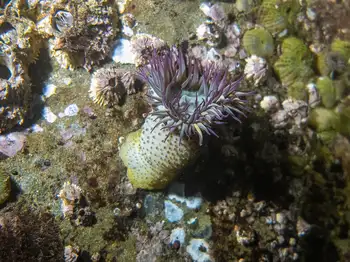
242;28;274;57
274;37;314;87
89;66;128;107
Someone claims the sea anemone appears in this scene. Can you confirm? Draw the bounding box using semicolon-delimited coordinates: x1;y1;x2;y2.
137;46;251;145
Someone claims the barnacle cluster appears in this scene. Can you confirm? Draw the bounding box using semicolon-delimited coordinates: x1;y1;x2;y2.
48;0;119;71
120;46;251;189
0;11;42;133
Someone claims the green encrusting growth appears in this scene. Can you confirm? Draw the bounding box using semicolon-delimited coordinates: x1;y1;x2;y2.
242;28;275;57
274;37;314;87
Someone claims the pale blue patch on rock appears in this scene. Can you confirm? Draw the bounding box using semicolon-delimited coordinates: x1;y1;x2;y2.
186;195;203;209
164;200;184;223
169;227;185;245
186;238;213;262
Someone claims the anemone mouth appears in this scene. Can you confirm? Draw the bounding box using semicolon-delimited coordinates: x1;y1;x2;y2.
138;46;251;145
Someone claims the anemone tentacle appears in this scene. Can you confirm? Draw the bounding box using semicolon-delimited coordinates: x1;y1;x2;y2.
137;46;251;145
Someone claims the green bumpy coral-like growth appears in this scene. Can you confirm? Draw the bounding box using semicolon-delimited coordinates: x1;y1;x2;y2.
316;77;337;109
258;0;300;35
243;28;275;57
274;37;314;87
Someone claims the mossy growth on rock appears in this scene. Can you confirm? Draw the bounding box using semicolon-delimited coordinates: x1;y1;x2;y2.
316;51;346;77
242;28;275;57
288;81;308;101
258;0;301;35
0;171;11;205
331;38;350;61
274;37;314;87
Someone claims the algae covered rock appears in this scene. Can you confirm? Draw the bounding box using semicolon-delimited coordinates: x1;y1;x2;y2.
0;172;11;205
119;116;199;190
308;107;340;132
274;37;314;87
331;38;350;61
242;28;274;57
288;82;308;101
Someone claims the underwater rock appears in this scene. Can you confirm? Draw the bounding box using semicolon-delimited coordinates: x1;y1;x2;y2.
0;51;31;133
119;115;199;190
0;132;26;158
196;21;223;47
0;13;42;64
0;13;39;133
271;99;308;134
48;0;119;71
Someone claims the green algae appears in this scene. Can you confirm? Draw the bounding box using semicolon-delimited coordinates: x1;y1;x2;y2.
274;37;314;87
287;82;308;101
258;0;300;36
308;107;340;132
316;77;337;108
243;28;275;57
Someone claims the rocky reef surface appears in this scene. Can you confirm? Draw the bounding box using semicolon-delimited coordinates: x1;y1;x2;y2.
0;0;350;261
